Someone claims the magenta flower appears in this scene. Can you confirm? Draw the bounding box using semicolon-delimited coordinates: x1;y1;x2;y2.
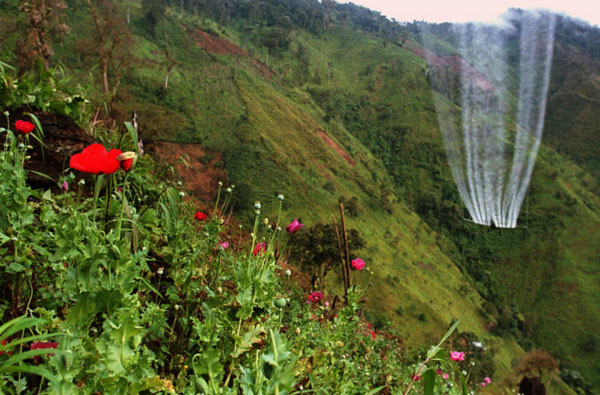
480;383;486;387
286;218;304;233
450;351;465;361
306;291;324;304
61;181;68;191
351;258;365;270
484;377;491;384
218;241;229;250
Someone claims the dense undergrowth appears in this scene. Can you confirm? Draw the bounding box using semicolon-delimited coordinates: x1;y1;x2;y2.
0;72;502;393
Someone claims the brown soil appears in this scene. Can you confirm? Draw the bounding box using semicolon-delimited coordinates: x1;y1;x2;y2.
191;29;273;79
146;141;226;201
2;110;95;190
406;40;493;91
315;130;355;166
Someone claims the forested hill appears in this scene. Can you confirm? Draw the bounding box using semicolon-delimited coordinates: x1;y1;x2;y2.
1;0;600;392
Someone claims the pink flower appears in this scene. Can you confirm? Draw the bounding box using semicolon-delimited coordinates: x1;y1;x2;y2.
436;368;443;375
351;258;365;270
253;242;266;256
286;218;304;233
218;241;229;250
450;351;465;361
484;377;491;384
15;120;35;134
442;373;449;380
480;383;486;387
306;291;324;303
61;181;68;191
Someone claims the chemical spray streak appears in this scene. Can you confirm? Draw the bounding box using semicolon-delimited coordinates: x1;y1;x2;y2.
422;11;555;228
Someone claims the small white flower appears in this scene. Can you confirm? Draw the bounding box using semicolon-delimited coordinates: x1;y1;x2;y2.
277;194;284;201
277;226;282;232
174;304;180;310
179;191;185;197
218;181;223;186
226;187;232;193
157;268;164;275
78;179;85;185
254;201;261;210
18;143;25;149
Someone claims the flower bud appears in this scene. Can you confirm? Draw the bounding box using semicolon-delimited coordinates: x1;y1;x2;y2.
254;201;261;210
18;143;25;149
116;151;136;171
264;218;269;225
78;179;85;186
218;181;223;186
284;269;291;277
274;298;287;308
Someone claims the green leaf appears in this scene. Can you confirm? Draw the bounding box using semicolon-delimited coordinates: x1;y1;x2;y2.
423;368;436;395
460;372;468;395
365;385;387;395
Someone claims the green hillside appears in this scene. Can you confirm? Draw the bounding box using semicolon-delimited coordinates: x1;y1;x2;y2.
1;0;599;393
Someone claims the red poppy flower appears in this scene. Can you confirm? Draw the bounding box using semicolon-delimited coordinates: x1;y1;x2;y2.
253;242;266;256
0;338;6;355
69;144;122;174
194;211;207;221
30;341;59;363
15;120;35;134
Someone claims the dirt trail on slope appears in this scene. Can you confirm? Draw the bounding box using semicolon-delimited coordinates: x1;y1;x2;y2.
316;130;355;166
190;29;273;79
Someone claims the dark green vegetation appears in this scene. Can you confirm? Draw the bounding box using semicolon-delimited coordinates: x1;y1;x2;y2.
1;0;599;393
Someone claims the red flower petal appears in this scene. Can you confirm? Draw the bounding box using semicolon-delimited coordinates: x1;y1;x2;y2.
69;144;121;174
15;120;35;134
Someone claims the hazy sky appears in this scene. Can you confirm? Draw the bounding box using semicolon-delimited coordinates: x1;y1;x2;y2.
337;0;600;26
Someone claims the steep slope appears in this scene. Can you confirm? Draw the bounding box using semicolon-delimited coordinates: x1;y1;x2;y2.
5;1;599;391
